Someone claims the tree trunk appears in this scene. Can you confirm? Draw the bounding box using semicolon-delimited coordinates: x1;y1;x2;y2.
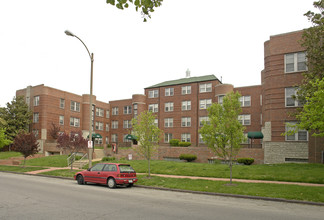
23;157;26;168
148;158;151;177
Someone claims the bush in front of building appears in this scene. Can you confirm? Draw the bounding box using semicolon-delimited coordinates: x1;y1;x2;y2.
102;156;116;161
169;139;180;146
178;142;191;147
237;158;254;165
179;154;197;162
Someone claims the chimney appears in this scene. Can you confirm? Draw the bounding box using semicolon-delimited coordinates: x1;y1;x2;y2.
186;68;191;78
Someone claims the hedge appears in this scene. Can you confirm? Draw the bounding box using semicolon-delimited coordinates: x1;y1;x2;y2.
237;158;254;165
179;154;197;162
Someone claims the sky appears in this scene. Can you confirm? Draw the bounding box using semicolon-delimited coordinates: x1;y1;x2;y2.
0;0;316;107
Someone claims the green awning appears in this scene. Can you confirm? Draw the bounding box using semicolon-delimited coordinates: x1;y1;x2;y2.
87;133;102;139
248;131;264;139
125;134;137;140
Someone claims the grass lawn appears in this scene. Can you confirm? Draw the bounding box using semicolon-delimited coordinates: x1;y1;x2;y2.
0;165;47;173
137;175;324;203
41;169;83;178
24;155;69;167
0;151;22;159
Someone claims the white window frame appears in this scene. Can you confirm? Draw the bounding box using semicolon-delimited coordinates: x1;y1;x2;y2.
181;85;191;95
148;104;159;113
285;52;307;73
70;101;80;112
199;83;212;93
218;95;225;105
154;119;158;127
111;134;118;143
148;90;159;98
34;96;40;106
164;133;173;143
164;102;174;112
285;87;302;107
111;121;118;129
70;117;80;127
60;98;65;109
33;113;39;123
123;106;132;114
59;115;64;125
106;123;109;132
239;96;251;107
181;101;191;111
181;133;191;142
96;108;104;117
199;99;212;109
106;110;110;118
181;117;191;127
199;134;205;144
164;118;173;128
95;121;104;130
238;114;251;125
285;122;308;141
112;107;119;115
123;120;132;129
199;116;210;127
165;88;174;96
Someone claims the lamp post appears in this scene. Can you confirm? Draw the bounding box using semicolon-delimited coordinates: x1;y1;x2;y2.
65;30;94;168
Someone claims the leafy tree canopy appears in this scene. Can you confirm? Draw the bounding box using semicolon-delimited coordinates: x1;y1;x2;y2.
0;96;32;141
106;0;163;21
200;91;245;184
132;110;162;177
0;128;12;149
296;1;324;136
12;131;39;167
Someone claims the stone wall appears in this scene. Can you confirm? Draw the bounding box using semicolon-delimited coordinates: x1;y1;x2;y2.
264;142;308;164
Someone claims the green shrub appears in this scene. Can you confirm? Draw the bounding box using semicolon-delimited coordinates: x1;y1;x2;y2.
169;139;180;146
179;154;197;162
101;156;116;161
237;158;254;165
178;142;191;147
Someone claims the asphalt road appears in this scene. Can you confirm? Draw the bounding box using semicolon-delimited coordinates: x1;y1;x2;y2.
0;172;323;220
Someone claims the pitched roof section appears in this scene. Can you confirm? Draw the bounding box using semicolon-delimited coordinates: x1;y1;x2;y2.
146;75;220;89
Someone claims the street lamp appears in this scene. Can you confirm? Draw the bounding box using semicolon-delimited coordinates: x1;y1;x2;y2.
65;30;94;168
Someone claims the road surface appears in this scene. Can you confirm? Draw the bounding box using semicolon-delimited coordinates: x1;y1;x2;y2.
0;172;323;220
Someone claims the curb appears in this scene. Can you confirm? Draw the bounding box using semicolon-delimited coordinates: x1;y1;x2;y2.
1;170;324;207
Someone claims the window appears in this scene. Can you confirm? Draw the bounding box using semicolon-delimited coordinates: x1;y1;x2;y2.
133;104;138;117
148;104;159;113
94;138;103;145
164;133;173;143
165;88;174;96
199;83;212;93
154;119;158;127
148;90;159;98
111;134;118;143
111;121;118;129
33;129;39;138
70;101;80;112
96;108;104;117
285;87;302;107
123;120;132;129
123;106;132;114
105;136;109;144
164;118;173;128
199;116;210;127
106;123;109;132
200;99;212;109
59;115;64;125
239;96;251;107
285;122;308;141
181;133;191;142
33;96;39;106
182;85;191;95
112;107;118;115
95;122;104;130
70;117;80;127
60;98;65;109
242;133;249;144
238;115;251;125
260;95;262;106
285;52;307;73
106;110;110;118
218;95;225;105
181;101;191;111
199;134;205;144
181;117;191;127
165;102;174;112
33;113;39;123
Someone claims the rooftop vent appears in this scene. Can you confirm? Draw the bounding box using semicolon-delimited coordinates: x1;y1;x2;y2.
186;69;191;78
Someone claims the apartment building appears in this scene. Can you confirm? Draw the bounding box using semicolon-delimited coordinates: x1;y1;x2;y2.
15;30;324;163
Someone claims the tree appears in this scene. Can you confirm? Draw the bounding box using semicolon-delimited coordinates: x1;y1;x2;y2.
11;131;39;167
56;131;88;170
0;128;12;150
106;0;163;21
132;111;162;177
49;122;60;140
200;91;245;184
0;96;32;141
295;1;324;136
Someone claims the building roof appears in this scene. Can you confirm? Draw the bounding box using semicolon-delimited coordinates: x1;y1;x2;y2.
146;74;220;89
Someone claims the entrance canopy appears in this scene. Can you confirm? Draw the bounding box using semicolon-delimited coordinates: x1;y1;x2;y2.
247;131;264;139
87;133;103;139
125;134;137;140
